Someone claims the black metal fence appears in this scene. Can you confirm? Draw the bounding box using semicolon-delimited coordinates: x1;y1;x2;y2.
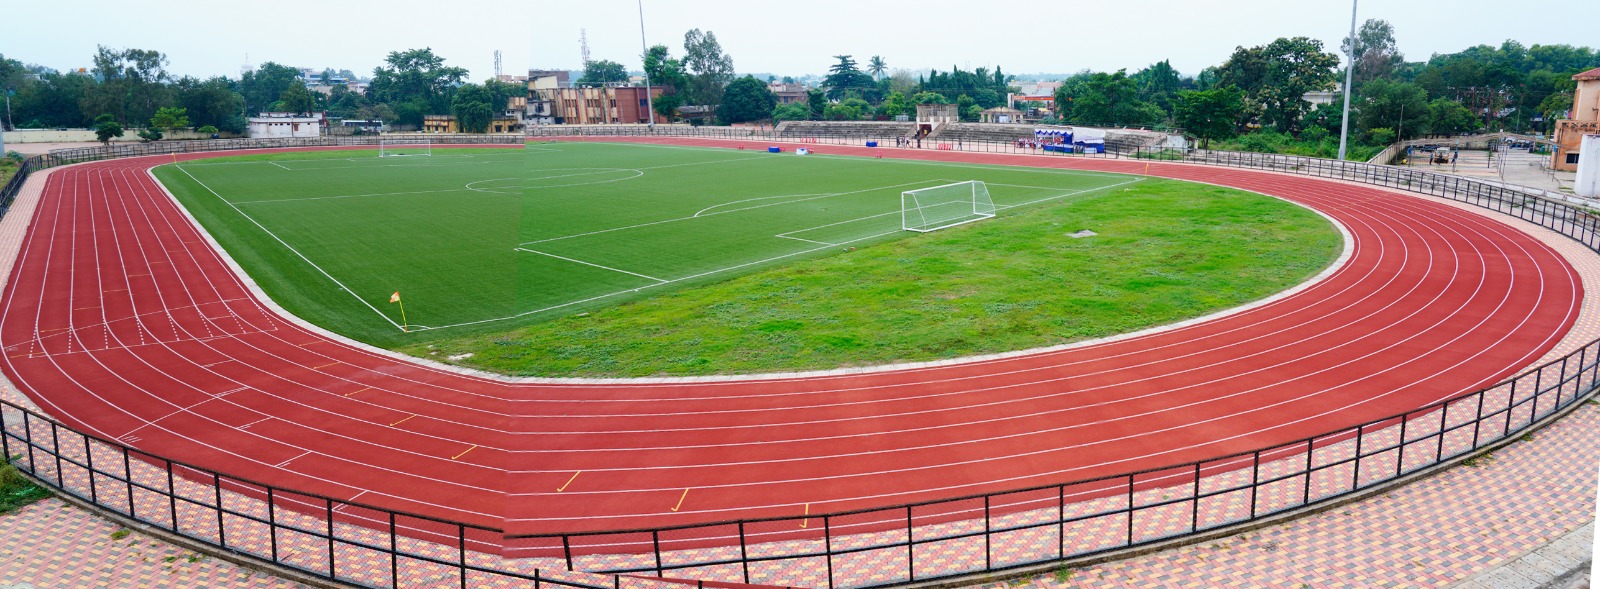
0;135;521;219
3;132;1599;589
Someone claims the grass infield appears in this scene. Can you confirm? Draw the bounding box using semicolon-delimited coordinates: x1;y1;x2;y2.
153;143;1339;376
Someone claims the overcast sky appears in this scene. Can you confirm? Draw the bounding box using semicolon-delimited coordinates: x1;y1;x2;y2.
8;1;1600;82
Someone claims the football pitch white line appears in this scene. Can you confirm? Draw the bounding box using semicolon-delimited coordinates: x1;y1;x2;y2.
520;179;947;247
413;228;904;332
774;235;838;246
173;164;406;332
992;178;1146;209
514;248;668;283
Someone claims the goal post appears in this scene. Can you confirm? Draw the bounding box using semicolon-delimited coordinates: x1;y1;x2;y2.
902;180;996;232
378;138;432;157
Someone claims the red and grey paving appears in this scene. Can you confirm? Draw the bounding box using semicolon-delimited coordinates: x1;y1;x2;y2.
1;142;1596;587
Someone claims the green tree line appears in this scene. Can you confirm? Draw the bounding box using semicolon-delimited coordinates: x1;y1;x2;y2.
0;45;519;137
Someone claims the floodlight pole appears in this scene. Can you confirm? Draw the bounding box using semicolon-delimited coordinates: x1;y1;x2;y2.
637;0;656;128
1336;0;1358;161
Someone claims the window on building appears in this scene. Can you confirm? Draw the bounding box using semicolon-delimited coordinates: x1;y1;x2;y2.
1570;153;1583;165
610;99;617;108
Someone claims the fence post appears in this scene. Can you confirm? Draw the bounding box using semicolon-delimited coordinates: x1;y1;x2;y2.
328;498;337;581
906;506;916;580
1352;424;1365;489
1125;474;1136;546
85;435;98;504
1396;413;1410;476
166;460;179;533
267;487;279;562
652;530;663;577
213;472;225;547
122;446;135;517
1190;461;1202;532
390;511;399;588
1302;439;1314;505
738;522;750;584
824;515;835;589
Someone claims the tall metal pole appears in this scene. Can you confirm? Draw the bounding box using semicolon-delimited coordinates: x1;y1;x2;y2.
637;0;656;127
1336;0;1358;161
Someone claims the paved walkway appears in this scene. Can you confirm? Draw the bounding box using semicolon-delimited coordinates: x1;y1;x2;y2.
1;156;1597;588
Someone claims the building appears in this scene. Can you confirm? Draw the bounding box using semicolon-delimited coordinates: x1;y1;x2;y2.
769;83;810;105
535;86;665;125
527;69;572;88
979;106;1024;124
422;114;522;134
1552;67;1600;172
247;112;325;138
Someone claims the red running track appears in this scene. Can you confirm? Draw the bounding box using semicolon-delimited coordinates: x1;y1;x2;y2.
0;140;1581;548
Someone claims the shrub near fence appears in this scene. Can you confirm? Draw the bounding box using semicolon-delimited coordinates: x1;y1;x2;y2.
2;131;1599;589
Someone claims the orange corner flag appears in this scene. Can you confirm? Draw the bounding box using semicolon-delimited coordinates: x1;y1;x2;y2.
390;292;401;303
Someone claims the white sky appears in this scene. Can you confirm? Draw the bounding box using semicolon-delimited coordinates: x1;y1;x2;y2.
8;1;1600;82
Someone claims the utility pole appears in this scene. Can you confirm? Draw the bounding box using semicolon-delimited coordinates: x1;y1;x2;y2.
637;0;656;127
1337;0;1358;161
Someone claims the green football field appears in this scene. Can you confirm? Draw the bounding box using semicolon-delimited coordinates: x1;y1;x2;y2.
155;143;1142;345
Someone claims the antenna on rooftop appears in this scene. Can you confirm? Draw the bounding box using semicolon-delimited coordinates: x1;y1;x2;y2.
580;29;592;68
494;50;503;78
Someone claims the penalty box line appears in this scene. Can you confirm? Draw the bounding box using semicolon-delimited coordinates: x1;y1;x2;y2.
423;229;902;332
514;248;668;283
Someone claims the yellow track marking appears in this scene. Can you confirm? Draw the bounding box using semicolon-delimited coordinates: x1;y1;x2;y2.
670;488;690;512
556;471;582;492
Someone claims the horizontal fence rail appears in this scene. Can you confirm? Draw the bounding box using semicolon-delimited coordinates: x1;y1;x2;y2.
4;129;1600;588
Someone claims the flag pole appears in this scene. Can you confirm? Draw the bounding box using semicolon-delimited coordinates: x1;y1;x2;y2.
399;299;408;332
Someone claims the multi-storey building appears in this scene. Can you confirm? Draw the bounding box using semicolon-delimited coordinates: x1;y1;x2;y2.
1552;67;1600;172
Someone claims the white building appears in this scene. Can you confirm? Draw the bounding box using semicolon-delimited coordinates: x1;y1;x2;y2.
248;112;325;138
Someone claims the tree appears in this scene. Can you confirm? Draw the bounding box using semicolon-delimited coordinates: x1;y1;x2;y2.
772;102;810;122
719;76;777;124
824;97;870;121
1356;78;1430;141
824;55;878;101
877;91;911;119
240;62;300;115
1341;19;1404;87
578;59;629;87
867;56;888;81
806;88;826;120
644;44;688;119
1132;60;1184;114
149;106;189;133
14;70;91;128
177;76;245;134
450;83;495;133
1429;98;1479;135
368;48;468;127
1176;86;1245;148
93;113;123;144
681;29;735;107
1219;37;1340;134
80;46;172;125
277;81;316;115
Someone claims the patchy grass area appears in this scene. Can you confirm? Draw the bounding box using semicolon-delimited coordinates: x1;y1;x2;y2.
1;457;51;514
409;178;1340;377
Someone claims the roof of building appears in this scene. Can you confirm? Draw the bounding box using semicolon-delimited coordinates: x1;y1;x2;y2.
1574;66;1600;80
982;106;1023;113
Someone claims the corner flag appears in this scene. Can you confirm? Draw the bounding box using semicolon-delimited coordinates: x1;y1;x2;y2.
389;292;407;331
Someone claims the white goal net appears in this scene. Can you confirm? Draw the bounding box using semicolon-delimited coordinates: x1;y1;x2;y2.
902;181;996;232
378;138;432;157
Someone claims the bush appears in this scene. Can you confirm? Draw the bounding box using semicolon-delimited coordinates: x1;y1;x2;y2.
5;151;23;164
197;125;219;135
137;128;163;142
